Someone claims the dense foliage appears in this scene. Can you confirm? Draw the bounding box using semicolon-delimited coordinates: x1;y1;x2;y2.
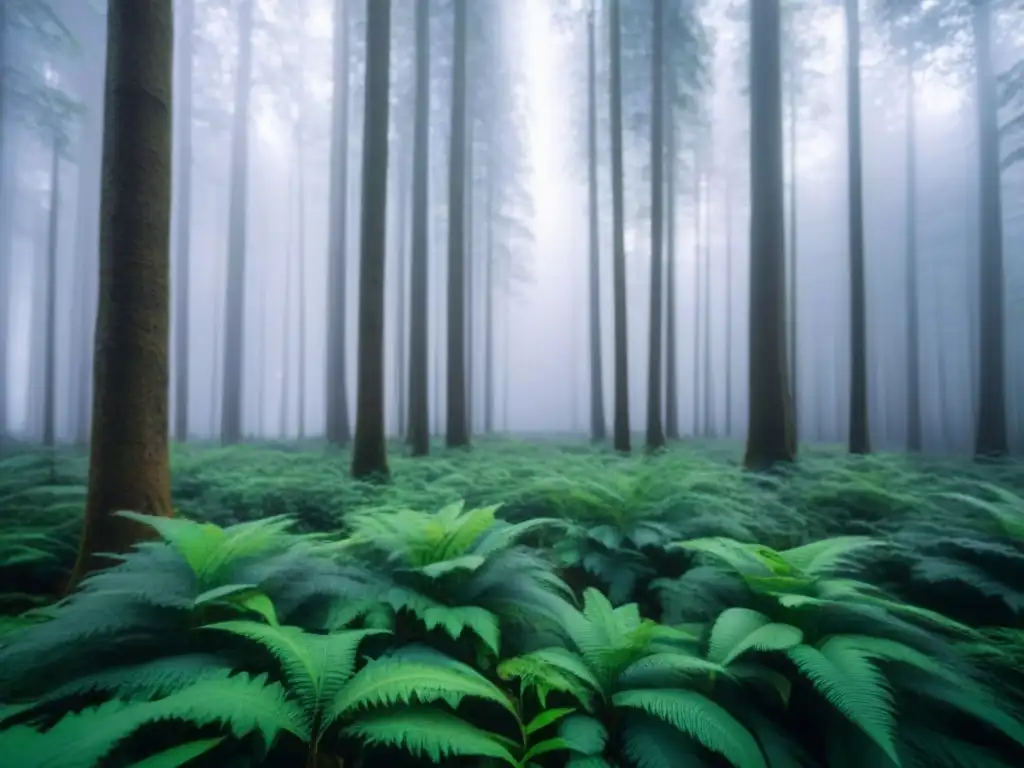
1;441;1023;767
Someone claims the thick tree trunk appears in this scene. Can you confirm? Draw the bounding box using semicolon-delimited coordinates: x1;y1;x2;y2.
608;0;631;453
972;0;1008;458
586;4;606;442
326;0;352;446
172;0;194;443
645;0;665;451
844;0;870;455
351;0;391;480
905;52;922;452
68;0;174;590
406;0;430;456
445;0;470;448
220;0;254;444
744;0;796;470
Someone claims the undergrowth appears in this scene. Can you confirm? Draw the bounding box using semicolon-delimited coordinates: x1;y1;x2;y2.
0;440;1023;766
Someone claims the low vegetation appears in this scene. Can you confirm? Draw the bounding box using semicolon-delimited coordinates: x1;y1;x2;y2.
1;441;1023;767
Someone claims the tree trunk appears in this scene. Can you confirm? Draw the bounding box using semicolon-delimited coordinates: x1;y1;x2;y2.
464;127;475;435
692;164;701;434
608;0;631;453
664;94;678;441
406;0;430;456
787;63;799;439
645;0;665;451
280;159;295;438
586;3;606;442
484;170;495;434
724;173;733;437
702;171;713;436
844;0;870;455
971;0;1008;458
905;51;921;452
68;0;174;590
220;0;254;444
744;0;796;470
446;0;470;448
43;138;60;450
173;0;194;443
395;136;410;440
326;0;352;446
297;122;308;439
351;0;391;480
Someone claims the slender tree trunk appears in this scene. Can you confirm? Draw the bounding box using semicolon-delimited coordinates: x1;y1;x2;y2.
692;165;701;434
351;0;391;480
173;0;194;443
68;0;174;590
296;125;308;439
326;0;352;446
787;66;799;439
664;99;678;440
645;0;666;451
608;0;631;453
971;0;1007;458
905;51;921;452
395;138;410;439
724;173;733;437
586;3;606;442
43;138;60;450
406;0;430;456
280;160;295;438
702;171;713;436
744;0;796;470
446;0;470;448
844;0;870;454
220;0;254;444
484;171;495;434
464;128;475;435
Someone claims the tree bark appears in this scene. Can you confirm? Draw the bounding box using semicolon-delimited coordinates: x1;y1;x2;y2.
905;51;921;452
664;91;678;440
68;0;174;589
445;0;470;448
645;0;665;451
844;0;870;455
608;0;631;453
43;138;60;450
326;0;353;446
351;0;391;480
586;2;606;442
744;0;796;470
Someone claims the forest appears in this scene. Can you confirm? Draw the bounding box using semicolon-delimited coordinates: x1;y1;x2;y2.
1;0;1024;766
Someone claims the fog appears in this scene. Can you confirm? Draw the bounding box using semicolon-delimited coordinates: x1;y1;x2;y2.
2;0;1023;455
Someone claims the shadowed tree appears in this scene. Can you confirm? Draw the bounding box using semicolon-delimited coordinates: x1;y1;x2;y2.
645;0;666;451
745;0;796;470
68;0;174;589
351;0;391;480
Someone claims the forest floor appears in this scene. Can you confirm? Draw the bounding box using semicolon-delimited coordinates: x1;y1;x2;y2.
2;439;1024;766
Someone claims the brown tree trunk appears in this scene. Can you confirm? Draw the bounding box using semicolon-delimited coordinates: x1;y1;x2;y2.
351;0;391;480
68;0;174;590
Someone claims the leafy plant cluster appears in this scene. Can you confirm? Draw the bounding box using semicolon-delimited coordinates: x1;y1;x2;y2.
0;440;1023;767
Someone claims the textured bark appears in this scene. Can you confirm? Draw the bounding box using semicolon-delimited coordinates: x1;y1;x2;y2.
744;0;796;470
173;0;194;443
406;0;430;457
351;0;391;480
586;4;606;443
905;52;921;452
844;0;870;455
68;0;174;589
971;0;1008;458
445;0;470;448
645;0;666;451
608;0;631;454
43;138;60;449
326;0;352;446
220;0;254;444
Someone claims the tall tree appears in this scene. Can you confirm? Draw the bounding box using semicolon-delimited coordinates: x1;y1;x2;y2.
608;0;631;453
69;0;174;588
745;0;796;469
586;1;606;443
42;134;61;450
645;0;666;451
326;0;352;446
844;0;870;454
406;0;430;456
351;0;391;479
172;0;194;443
446;0;470;448
220;0;254;445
